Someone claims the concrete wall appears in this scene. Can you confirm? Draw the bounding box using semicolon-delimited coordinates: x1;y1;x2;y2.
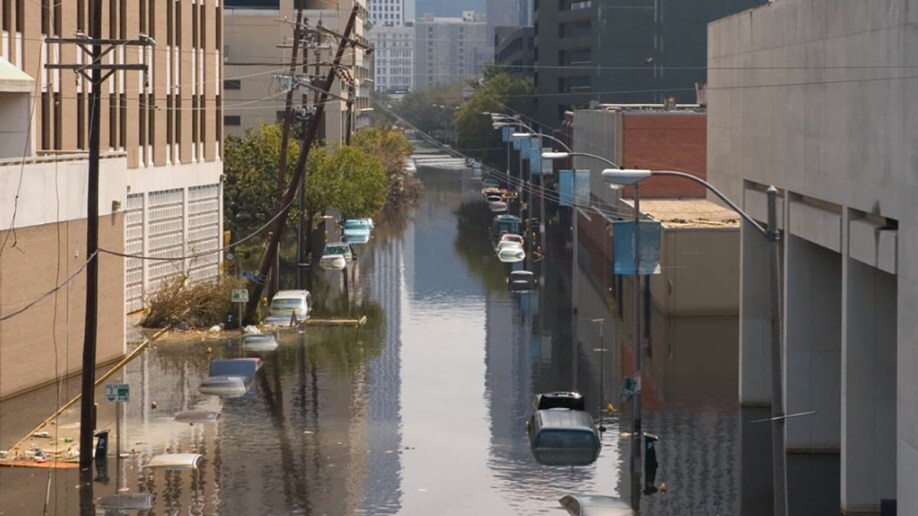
708;0;915;511
0;215;124;399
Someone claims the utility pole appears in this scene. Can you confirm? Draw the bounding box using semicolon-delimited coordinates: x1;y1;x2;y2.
767;186;788;516
271;6;307;298
631;183;643;510
46;0;152;472
244;5;360;324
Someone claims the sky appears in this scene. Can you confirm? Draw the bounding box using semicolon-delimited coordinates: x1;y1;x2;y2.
416;0;484;17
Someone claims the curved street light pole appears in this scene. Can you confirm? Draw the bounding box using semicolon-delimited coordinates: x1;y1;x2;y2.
541;149;645;509
602;168;786;516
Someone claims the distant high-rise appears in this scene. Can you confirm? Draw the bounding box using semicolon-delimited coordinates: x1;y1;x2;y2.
414;11;488;90
368;0;416;93
486;0;531;47
532;0;766;129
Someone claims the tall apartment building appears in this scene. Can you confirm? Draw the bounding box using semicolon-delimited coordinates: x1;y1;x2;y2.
532;0;764;129
486;0;531;51
413;11;487;91
224;0;371;142
493;26;534;77
367;0;415;94
0;1;224;398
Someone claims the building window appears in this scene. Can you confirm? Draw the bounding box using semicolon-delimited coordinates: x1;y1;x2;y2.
224;115;241;126
224;79;241;90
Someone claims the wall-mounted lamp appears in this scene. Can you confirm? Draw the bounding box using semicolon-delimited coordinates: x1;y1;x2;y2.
111;200;122;212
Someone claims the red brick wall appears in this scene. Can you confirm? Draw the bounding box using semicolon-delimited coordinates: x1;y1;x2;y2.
620;113;707;198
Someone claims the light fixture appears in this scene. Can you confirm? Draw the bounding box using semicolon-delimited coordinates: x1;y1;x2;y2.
600;169;652;185
541;151;569;160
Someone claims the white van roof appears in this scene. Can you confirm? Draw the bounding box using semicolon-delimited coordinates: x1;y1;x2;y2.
272;290;310;300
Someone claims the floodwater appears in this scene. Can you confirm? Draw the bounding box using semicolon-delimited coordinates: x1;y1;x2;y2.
0;160;837;514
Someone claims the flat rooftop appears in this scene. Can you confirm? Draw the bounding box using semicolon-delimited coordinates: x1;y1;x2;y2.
623;198;740;228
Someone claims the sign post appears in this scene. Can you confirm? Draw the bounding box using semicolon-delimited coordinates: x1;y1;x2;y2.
232;288;249;332
104;383;130;491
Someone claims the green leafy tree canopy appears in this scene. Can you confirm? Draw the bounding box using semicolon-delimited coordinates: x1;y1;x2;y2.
454;72;535;169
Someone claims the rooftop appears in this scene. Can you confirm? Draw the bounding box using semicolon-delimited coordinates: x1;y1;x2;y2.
625;198;740;228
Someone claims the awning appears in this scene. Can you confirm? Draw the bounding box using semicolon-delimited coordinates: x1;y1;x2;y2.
0;57;34;93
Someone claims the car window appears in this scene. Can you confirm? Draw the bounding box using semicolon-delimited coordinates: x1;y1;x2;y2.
537;430;597;448
270;299;304;314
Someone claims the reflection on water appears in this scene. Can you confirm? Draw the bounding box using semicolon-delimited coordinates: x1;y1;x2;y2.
0;157;837;515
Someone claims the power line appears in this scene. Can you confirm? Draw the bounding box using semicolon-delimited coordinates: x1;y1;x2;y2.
0;251;98;323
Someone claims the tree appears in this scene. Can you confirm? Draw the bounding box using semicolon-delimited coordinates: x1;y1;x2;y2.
223;122;300;239
301;144;387;257
454;71;535;170
352;125;420;209
393;82;463;143
224;123;387;260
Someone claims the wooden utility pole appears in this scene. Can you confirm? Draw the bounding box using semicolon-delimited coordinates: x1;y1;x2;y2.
45;0;152;472
269;6;306;298
244;5;360;323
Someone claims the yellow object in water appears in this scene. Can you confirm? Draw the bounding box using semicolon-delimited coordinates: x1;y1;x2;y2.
660;483;667;493
606;403;615;414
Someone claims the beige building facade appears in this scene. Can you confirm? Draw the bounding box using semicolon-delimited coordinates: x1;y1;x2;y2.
0;0;224;398
223;0;371;143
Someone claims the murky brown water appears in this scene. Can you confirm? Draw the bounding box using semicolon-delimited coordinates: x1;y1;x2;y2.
0;162;837;515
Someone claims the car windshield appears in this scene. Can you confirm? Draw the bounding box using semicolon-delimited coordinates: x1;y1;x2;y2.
536;430;597;449
324;245;349;256
344;220;366;229
270;299;303;314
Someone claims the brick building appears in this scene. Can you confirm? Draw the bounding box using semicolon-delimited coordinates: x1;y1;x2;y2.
0;1;224;398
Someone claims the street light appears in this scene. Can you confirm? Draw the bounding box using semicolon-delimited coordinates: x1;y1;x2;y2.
601;169;787;516
543;149;648;510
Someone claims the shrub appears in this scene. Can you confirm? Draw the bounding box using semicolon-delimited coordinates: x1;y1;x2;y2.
140;274;245;329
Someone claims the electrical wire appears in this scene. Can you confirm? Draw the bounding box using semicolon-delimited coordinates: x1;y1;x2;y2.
0;251;98;323
98;194;297;262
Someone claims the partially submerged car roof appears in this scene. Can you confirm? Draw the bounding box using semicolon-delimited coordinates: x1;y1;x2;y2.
145;453;203;470
208;358;261;378
531;391;586;412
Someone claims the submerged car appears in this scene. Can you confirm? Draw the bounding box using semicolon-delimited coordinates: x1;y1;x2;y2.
508;270;538;292
526;391;600;466
488;200;508;213
559;495;633;516
342;219;372;244
199;358;262;398
319;243;353;270
264;290;311;327
496;240;525;263
526;407;601;466
242;333;279;352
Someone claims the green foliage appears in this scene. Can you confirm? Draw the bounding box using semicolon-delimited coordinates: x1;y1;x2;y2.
224;123;389;247
393;82;463;143
352;125;421;209
368;89;398;126
306;144;388;220
223;122;300;238
454;72;535;169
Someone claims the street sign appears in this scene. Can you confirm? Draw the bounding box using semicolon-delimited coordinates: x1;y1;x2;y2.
232;289;249;303
104;383;130;403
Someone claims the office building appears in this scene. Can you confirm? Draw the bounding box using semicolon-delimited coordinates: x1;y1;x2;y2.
0;0;224;397
367;0;415;94
493;26;534;76
414;11;488;91
486;0;531;52
532;0;764;129
224;0;371;142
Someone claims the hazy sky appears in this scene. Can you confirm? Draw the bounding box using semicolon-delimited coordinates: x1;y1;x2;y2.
416;0;485;17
